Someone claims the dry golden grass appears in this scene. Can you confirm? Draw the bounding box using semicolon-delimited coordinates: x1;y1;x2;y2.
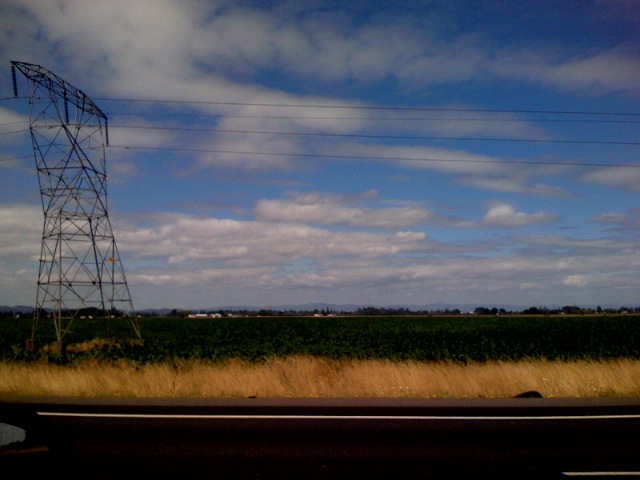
2;356;640;398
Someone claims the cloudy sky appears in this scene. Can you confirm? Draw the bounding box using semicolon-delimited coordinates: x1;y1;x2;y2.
1;0;639;310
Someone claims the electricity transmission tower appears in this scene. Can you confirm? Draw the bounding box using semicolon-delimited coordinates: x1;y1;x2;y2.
11;61;141;347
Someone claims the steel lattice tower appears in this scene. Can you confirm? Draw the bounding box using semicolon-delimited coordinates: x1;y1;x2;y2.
11;61;141;343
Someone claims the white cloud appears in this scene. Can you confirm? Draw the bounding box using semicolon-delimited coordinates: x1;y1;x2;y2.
459;177;569;197
4;0;637;107
584;209;640;235
323;142;511;177
0;204;42;256
540;50;640;95
580;166;640;192
5;0;632;182
255;192;432;229
591;212;627;224
0;107;26;127
481;203;558;228
563;275;588;287
117;212;431;268
0;107;30;167
514;235;640;265
3;201;638;308
109;160;138;182
492;48;640;96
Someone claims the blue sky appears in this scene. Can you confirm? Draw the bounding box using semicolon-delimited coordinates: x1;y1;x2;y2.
1;0;639;310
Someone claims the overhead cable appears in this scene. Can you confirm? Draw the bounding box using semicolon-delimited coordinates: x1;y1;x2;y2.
107;144;640;169
94;97;640;117
108;124;640;147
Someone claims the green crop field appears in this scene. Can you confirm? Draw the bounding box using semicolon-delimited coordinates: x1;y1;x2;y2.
1;315;639;364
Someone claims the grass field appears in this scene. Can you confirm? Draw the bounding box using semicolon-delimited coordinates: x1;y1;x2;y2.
1;356;639;398
1;315;639;398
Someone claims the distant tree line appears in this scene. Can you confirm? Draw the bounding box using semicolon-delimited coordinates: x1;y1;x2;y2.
0;307;127;319
3;305;640;319
518;305;639;315
160;305;640;317
356;305;640;316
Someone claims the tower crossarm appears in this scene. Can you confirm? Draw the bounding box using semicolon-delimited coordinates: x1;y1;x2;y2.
11;60;107;121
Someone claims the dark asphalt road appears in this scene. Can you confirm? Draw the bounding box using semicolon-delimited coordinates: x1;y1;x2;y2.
2;396;640;479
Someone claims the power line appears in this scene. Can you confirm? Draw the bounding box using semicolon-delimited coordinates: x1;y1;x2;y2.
4;142;637;168
109;124;640;147
95;97;640;117
0;121;28;128
0;129;27;136
4;97;637;166
107;112;640;124
6;120;634;146
107;144;640;169
0;154;31;162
